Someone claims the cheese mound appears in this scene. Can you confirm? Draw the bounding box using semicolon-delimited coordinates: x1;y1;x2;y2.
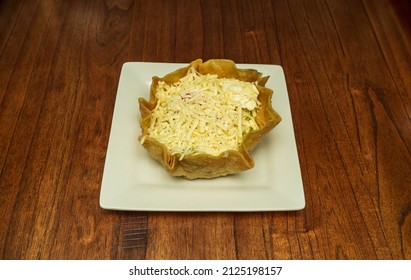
142;67;261;160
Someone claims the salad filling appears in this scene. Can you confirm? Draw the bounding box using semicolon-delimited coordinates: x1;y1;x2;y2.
141;67;261;160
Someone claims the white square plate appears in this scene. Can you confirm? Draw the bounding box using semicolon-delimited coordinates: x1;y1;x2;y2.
100;62;305;211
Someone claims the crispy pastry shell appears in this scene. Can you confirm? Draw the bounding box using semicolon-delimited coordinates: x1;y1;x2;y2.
138;59;281;179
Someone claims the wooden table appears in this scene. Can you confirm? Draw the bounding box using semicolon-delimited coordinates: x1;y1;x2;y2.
1;0;410;260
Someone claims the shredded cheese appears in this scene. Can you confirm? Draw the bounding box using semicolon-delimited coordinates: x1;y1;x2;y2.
142;67;261;160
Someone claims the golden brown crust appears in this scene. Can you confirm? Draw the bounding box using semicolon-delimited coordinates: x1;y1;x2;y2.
138;59;281;179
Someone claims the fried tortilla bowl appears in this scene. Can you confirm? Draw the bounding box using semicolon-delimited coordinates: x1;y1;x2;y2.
138;59;281;179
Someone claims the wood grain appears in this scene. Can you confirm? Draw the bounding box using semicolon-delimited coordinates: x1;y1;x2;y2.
0;0;410;260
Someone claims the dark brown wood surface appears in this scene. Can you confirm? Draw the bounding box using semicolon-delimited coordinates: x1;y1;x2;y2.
1;0;410;260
